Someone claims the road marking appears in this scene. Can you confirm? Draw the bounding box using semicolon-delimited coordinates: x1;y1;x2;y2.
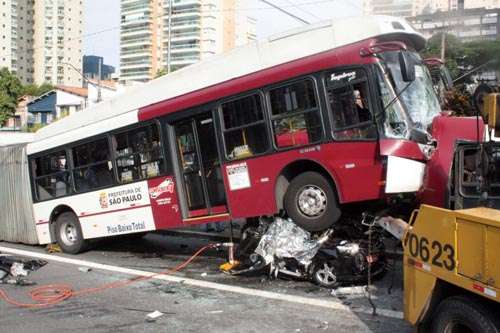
0;245;403;319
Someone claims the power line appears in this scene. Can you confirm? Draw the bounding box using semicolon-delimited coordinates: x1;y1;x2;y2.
2;0;337;64
258;0;311;24
282;0;323;21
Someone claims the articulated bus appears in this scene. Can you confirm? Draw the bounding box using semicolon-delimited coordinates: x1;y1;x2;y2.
27;16;480;253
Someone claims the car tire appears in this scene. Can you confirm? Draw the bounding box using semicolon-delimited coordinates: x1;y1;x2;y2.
312;261;338;287
54;212;88;254
431;296;500;333
284;171;340;232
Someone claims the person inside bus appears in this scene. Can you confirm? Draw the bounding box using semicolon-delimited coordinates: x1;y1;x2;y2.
354;89;371;123
93;148;113;187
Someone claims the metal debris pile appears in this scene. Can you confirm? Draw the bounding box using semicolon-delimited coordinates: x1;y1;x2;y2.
231;216;387;288
0;253;47;285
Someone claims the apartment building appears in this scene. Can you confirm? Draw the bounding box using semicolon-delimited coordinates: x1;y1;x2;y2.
0;0;83;86
408;7;500;42
0;0;20;77
363;0;499;17
120;0;256;83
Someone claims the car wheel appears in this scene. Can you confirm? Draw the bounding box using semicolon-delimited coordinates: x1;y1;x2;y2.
313;261;338;287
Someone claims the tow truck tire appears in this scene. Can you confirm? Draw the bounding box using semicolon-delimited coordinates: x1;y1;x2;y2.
431;296;500;333
284;172;340;232
54;212;88;254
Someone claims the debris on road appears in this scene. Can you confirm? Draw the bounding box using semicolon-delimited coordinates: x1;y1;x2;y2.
200;272;208;277
206;310;224;314
45;244;62;253
0;253;47;285
145;310;164;322
78;267;92;273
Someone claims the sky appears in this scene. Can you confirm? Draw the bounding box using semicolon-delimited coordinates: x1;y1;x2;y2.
83;0;362;70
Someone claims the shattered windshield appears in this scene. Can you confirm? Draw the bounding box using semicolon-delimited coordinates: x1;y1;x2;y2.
381;51;441;132
376;66;409;139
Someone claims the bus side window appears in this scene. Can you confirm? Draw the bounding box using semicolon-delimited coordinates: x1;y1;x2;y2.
326;72;377;140
32;150;71;201
72;137;114;192
113;123;164;183
221;94;269;160
269;79;323;149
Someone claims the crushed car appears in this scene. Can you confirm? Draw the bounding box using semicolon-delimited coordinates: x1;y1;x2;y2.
229;216;387;288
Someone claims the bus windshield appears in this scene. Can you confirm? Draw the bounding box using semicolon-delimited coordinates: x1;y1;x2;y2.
379;51;441;135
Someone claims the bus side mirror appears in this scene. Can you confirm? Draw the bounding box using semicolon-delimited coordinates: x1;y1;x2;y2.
441;67;453;90
399;51;415;82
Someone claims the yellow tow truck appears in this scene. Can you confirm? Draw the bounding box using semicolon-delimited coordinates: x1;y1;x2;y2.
403;205;500;332
380;93;500;332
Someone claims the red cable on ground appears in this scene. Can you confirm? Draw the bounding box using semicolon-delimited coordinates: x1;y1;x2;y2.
0;243;217;308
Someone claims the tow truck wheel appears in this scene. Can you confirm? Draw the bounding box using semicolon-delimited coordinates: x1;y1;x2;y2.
284;171;340;232
431;296;500;333
54;212;88;254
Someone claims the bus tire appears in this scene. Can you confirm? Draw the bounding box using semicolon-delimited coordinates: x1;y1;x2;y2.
54;212;88;254
284;171;340;232
431;296;500;333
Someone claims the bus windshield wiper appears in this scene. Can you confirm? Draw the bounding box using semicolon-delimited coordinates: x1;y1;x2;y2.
383;80;413;112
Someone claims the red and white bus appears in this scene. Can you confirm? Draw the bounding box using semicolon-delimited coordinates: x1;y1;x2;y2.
27;16;480;254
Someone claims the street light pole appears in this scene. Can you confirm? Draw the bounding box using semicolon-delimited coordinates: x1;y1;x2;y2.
61;62;102;103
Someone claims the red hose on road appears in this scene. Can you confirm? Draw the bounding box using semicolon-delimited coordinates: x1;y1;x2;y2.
0;243;217;308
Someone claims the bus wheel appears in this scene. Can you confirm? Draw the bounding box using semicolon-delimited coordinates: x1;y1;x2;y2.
284;171;340;232
431;296;500;333
54;212;88;254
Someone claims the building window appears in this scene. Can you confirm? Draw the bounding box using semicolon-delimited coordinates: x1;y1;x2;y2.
326;69;377;140
113;123;164;183
221;94;269;160
269;79;323;148
31;150;71;201
70;138;115;192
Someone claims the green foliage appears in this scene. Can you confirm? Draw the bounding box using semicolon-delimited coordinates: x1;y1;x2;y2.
26;123;46;133
22;82;54;97
421;33;500;82
155;68;167;78
0;67;23;126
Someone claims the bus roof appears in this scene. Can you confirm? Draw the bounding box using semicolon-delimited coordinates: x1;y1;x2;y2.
28;15;424;155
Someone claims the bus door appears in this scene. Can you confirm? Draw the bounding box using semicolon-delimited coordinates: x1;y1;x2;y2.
173;112;228;219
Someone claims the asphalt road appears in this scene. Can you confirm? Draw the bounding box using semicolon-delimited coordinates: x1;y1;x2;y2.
0;232;412;333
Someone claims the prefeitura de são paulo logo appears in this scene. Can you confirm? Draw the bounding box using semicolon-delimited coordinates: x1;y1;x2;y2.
149;178;174;199
99;192;108;209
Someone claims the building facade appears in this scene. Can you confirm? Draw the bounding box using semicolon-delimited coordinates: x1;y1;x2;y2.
83;55;116;80
119;0;256;83
0;0;83;86
363;0;500;17
408;7;500;42
27;86;87;126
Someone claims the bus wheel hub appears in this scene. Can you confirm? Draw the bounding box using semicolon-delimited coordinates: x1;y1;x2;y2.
297;185;327;217
61;223;77;245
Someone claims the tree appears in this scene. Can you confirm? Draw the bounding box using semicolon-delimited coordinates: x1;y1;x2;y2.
421;33;500;82
0;67;23;126
22;82;54;97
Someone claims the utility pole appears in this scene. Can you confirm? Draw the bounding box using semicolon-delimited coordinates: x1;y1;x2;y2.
167;0;173;73
440;0;452;61
97;57;102;103
62;62;102;105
